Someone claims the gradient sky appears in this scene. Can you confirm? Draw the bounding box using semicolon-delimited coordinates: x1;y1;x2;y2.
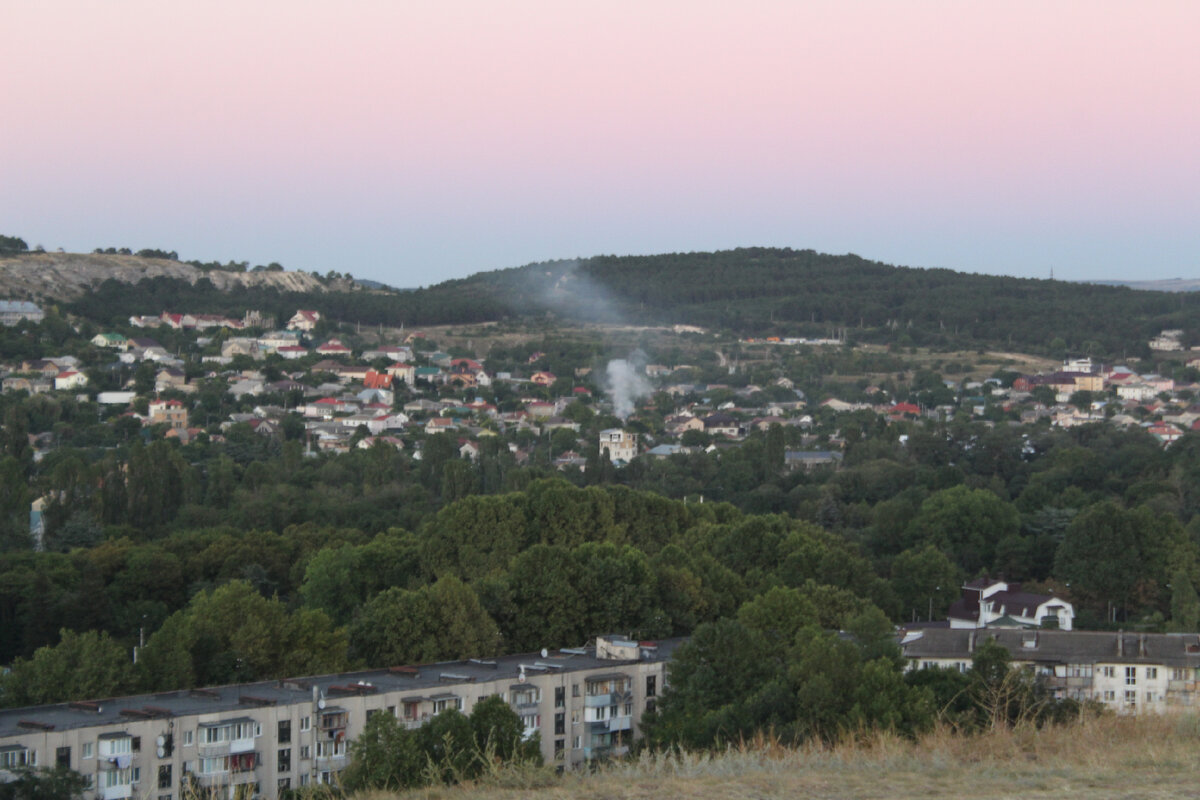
3;1;1198;287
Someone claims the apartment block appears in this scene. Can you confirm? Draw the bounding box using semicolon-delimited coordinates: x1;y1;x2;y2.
902;628;1200;714
0;635;677;799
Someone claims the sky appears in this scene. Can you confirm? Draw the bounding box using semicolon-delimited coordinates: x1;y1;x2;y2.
3;1;1198;288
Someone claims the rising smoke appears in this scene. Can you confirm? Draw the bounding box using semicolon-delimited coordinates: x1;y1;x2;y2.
605;357;651;419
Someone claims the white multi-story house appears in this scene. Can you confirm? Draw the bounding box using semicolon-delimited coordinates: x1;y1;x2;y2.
948;578;1074;631
598;429;638;463
0;635;676;799
902;628;1200;715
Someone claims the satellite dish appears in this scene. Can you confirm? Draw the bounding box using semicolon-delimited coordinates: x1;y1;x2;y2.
541;648;549;658
156;746;165;758
318;698;326;710
156;735;166;747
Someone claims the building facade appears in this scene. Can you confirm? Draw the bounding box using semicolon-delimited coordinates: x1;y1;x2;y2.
598;429;637;463
0;636;677;799
902;628;1200;714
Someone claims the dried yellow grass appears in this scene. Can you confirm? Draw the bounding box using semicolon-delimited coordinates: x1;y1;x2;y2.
362;714;1200;800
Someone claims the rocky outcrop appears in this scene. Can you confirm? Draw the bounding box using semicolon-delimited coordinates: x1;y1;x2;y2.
0;253;355;301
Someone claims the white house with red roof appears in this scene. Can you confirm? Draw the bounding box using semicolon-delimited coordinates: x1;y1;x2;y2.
54;370;88;390
287;310;321;331
315;338;352;356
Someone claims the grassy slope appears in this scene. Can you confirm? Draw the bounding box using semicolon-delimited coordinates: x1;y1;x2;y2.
372;715;1200;800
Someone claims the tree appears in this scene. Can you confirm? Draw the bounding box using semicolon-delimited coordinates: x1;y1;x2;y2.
1054;502;1153;617
0;766;88;800
890;545;961;622
0;629;136;708
469;694;540;764
340;710;424;791
905;485;1019;573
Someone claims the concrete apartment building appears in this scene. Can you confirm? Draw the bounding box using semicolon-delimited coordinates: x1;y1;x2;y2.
0;635;677;800
902;628;1200;714
598;429;638;463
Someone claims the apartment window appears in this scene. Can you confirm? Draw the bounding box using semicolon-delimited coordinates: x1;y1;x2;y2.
554;739;564;759
1125;667;1137;686
278;749;291;773
158;795;171;800
132;737;141;753
278;779;291;792
183;731;194;747
646;675;657;697
1172;668;1187;681
555;687;565;708
572;684;579;698
82;743;93;760
300;746;310;760
132;767;141;785
300;716;311;732
1146;667;1158;680
55;747;70;769
1103;691;1116;701
624;702;633;717
1125;690;1136;706
1068;664;1093;678
572;736;581;749
555;712;565;736
1102;666;1115;678
299;774;309;787
571;709;580;724
1146;691;1156;703
158;765;172;789
278;720;291;744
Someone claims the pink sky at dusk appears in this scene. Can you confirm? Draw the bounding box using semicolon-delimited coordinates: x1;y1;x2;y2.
3;0;1198;286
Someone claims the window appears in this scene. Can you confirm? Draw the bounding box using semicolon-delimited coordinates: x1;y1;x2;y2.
132;767;141;785
183;731;194;747
1068;664;1093;678
82;743;93;760
132;737;141;753
278;720;291;744
300;746;310;760
572;736;581;749
1146;691;1156;703
1103;690;1116;701
554;739;564;759
0;749;33;769
299;774;309;787
83;775;94;790
159;795;172;800
1125;667;1137;686
555;713;565;735
300;716;311;732
278;749;291;773
1172;668;1187;681
555;687;565;708
278;779;291;792
572;684;579;698
1125;690;1136;706
56;747;70;769
571;709;580;724
1146;667;1158;680
1102;666;1115;678
646;675;657;697
158;765;172;789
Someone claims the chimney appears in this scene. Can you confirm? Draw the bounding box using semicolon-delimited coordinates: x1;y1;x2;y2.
1117;630;1124;657
968;630;976;653
1139;634;1146;658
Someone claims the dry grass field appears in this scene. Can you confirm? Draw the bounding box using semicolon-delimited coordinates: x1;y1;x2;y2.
365;715;1200;800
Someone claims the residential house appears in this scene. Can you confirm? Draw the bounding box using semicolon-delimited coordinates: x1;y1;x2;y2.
277;345;309;360
155;368;188;393
598;429;638;463
702;413;741;438
784;450;844;472
221;338;263;360
0;300;44;326
0;634;676;797
902;628;1200;715
147;399;188;431
258;331;302;351
948;578;1074;631
90;332;128;350
531;371;557;386
287;309;321;331
361;345;412;362
315;339;352;357
54;371;88;391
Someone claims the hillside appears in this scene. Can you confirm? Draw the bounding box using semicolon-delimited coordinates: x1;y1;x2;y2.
0;251;348;301
381;715;1200;800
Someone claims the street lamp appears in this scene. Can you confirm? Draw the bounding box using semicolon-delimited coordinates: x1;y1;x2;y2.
929;586;941;622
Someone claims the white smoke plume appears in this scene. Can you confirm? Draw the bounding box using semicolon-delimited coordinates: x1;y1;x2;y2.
605;358;652;419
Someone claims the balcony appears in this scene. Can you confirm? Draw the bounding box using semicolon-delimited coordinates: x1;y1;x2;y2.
99;784;132;800
587;716;632;733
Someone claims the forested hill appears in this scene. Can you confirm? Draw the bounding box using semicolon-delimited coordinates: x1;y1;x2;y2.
38;246;1200;357
401;248;1200;355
